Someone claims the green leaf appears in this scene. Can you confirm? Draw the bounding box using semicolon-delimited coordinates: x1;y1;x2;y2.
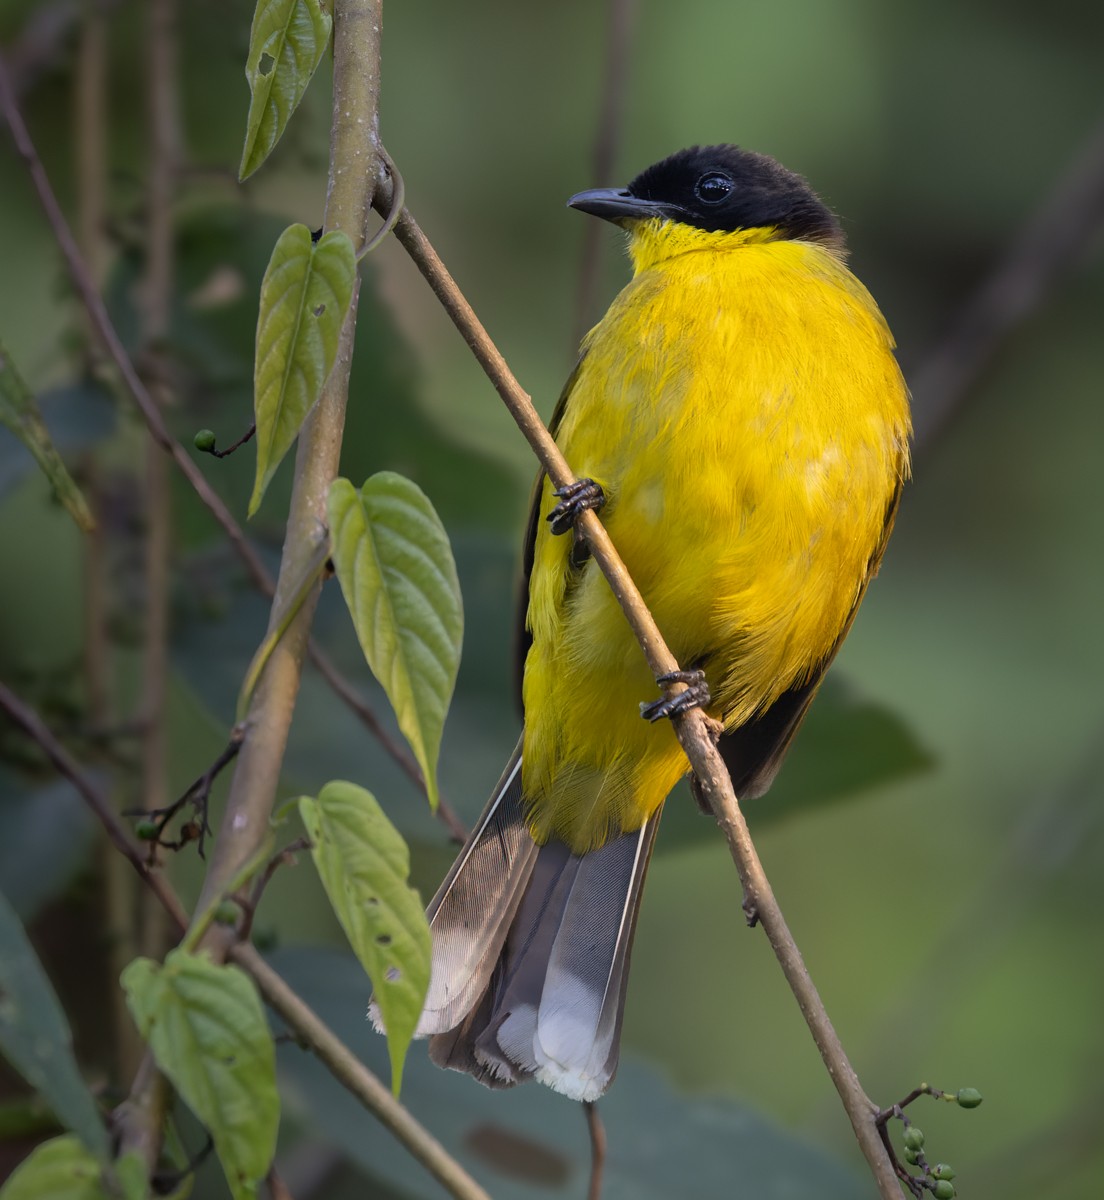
239;0;332;180
111;1152;147;1200
327;473;463;810
299;782;430;1093
0;892;108;1160
249;224;355;516
0;1135;108;1200
121;951;278;1200
0;341;93;532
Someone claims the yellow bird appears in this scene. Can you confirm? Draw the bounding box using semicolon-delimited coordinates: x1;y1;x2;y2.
413;145;910;1100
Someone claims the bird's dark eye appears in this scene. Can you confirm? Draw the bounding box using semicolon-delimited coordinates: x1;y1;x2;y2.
694;172;733;204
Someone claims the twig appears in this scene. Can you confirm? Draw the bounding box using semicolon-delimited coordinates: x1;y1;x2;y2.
0;53;462;841
113;1052;171;1183
266;1166;295;1200
198;422;256;459
136;0;178;970
0;52;271;595
236;943;492;1200
239;836;311;942
72;0;142;1084
910;111;1104;452
375;173;901;1199
582;1101;606;1200
0;681;492;1200
128;723;245;859
572;0;636;349
0;680;191;930
306;640;468;843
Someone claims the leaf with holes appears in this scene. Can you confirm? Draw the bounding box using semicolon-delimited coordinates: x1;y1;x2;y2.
0;341;93;532
299;781;430;1093
0;892;108;1161
0;1135;110;1200
327;473;463;811
239;0;332;180
249;224;355;516
121;952;278;1200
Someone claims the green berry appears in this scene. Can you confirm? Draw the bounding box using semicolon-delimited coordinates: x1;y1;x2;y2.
903;1148;920;1165
194;429;217;452
956;1087;983;1109
932;1181;955;1199
135;818;159;841
932;1164;956;1181
214;901;239;926
903;1126;925;1150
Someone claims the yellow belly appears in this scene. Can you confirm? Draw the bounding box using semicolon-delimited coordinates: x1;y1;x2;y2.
522;233;910;851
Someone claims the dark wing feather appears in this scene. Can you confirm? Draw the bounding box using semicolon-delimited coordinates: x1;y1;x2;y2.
512;357;586;711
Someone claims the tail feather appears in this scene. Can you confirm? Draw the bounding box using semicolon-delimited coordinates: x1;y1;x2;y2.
417;748;661;1101
416;743;537;1036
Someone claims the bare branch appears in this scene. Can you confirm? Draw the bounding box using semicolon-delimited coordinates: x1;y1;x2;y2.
583;1101;606;1200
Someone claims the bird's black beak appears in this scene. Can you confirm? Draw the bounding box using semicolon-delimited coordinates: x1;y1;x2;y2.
567;188;681;225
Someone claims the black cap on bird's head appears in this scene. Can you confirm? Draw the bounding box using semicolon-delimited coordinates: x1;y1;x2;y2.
568;145;843;249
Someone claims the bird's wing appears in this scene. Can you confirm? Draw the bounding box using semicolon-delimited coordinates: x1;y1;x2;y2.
512;356;586;710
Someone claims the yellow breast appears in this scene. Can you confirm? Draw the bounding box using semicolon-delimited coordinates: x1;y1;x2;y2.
522;220;910;851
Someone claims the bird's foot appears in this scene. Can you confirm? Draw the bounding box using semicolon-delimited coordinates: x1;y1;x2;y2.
640;669;711;723
547;478;605;535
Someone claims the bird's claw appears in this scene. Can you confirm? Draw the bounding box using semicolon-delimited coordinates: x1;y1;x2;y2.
547;478;605;536
640;669;711;723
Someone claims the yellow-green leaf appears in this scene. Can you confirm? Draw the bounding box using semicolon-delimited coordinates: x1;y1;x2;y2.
327;473;463;810
0;1135;106;1200
0;341;93;532
299;781;430;1093
249;225;355;515
121;952;278;1200
239;0;332;180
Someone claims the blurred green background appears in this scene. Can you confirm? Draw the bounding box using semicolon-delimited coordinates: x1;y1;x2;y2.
1;0;1102;1196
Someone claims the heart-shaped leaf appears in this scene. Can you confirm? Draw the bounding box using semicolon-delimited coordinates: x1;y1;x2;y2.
327;473;463;810
239;0;332;180
122;952;278;1200
249;224;355;515
299;781;430;1093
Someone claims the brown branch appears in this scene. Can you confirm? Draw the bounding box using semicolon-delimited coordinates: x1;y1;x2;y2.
136;0;179;971
911;111;1104;452
306;642;467;842
582;1101;606;1200
375;174;901;1199
0;680;191;930
572;0;636;349
0;52;462;841
0;680;492;1200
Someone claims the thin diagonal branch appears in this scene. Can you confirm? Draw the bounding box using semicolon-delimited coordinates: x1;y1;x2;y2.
375;174;900;1199
0;680;491;1200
